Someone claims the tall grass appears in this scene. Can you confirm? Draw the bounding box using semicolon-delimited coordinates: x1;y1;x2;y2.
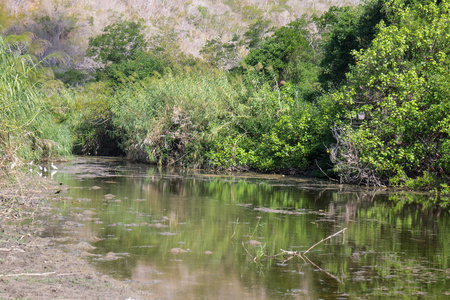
111;70;244;166
0;36;73;170
110;70;325;171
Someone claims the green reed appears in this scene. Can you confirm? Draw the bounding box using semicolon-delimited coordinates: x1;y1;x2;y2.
109;69;324;171
0;36;73;168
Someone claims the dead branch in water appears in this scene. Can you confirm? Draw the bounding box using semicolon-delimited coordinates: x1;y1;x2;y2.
267;228;347;282
241;227;347;282
242;241;256;262
302;254;343;283
303;227;347;255
269;228;347;259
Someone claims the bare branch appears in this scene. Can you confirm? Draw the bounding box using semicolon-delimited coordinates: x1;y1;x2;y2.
303;228;347;255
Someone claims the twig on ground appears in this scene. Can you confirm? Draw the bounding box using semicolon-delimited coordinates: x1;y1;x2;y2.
0;271;78;277
0;272;56;277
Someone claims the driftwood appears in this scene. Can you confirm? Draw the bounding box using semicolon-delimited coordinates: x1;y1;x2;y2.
251;227;348;283
303;228;347;255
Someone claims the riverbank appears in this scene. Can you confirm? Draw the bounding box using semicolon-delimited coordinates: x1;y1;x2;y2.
0;170;156;299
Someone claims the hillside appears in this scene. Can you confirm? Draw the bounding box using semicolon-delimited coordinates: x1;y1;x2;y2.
0;0;359;69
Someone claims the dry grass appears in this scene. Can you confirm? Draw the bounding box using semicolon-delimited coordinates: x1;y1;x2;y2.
2;0;360;67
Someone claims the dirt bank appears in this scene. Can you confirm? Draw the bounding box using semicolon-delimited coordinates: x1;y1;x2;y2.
0;170;157;299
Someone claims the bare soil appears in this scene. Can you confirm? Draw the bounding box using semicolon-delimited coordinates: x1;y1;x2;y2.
0;170;159;300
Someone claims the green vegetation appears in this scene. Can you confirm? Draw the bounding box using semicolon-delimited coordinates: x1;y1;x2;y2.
86;20;163;86
0;34;72;167
329;0;450;187
86;20;148;65
2;0;450;206
240;18;319;88
316;0;389;90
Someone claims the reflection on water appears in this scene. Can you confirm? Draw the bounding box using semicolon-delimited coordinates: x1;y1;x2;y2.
44;157;450;299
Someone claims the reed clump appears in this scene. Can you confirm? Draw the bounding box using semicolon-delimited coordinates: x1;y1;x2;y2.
109;70;325;171
0;36;73;172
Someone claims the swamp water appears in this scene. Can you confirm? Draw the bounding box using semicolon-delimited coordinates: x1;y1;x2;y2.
44;157;449;299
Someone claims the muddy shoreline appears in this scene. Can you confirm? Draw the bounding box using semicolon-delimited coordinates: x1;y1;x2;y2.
0;171;157;299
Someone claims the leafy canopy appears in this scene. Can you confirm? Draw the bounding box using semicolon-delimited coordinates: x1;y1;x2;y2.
86;20;148;65
330;0;450;186
241;18;318;85
317;0;389;90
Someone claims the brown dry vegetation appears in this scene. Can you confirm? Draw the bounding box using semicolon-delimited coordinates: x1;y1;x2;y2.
1;0;359;69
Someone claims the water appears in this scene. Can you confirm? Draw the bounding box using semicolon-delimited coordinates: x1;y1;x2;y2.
44;157;450;299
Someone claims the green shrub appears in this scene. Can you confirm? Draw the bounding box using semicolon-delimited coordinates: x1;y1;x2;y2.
214;80;324;171
329;0;450;186
241;18;318;86
67;81;122;155
108;69;325;172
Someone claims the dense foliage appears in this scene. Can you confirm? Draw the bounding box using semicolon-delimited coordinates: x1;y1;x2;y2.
240;19;319;87
0;35;72;167
330;0;450;187
86;20;164;86
316;0;389;89
86;20;148;65
2;0;450;206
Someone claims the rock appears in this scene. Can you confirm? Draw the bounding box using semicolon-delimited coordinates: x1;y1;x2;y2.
72;242;96;251
248;240;261;246
80;250;95;257
159;232;177;236
148;223;168;228
105;252;117;260
169;248;188;254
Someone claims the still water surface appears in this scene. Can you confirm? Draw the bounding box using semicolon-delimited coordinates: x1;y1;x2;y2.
46;157;449;299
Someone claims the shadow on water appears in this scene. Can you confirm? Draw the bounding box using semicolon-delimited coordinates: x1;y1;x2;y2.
42;157;450;299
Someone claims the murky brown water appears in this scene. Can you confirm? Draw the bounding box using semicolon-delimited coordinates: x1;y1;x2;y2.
43;157;450;299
